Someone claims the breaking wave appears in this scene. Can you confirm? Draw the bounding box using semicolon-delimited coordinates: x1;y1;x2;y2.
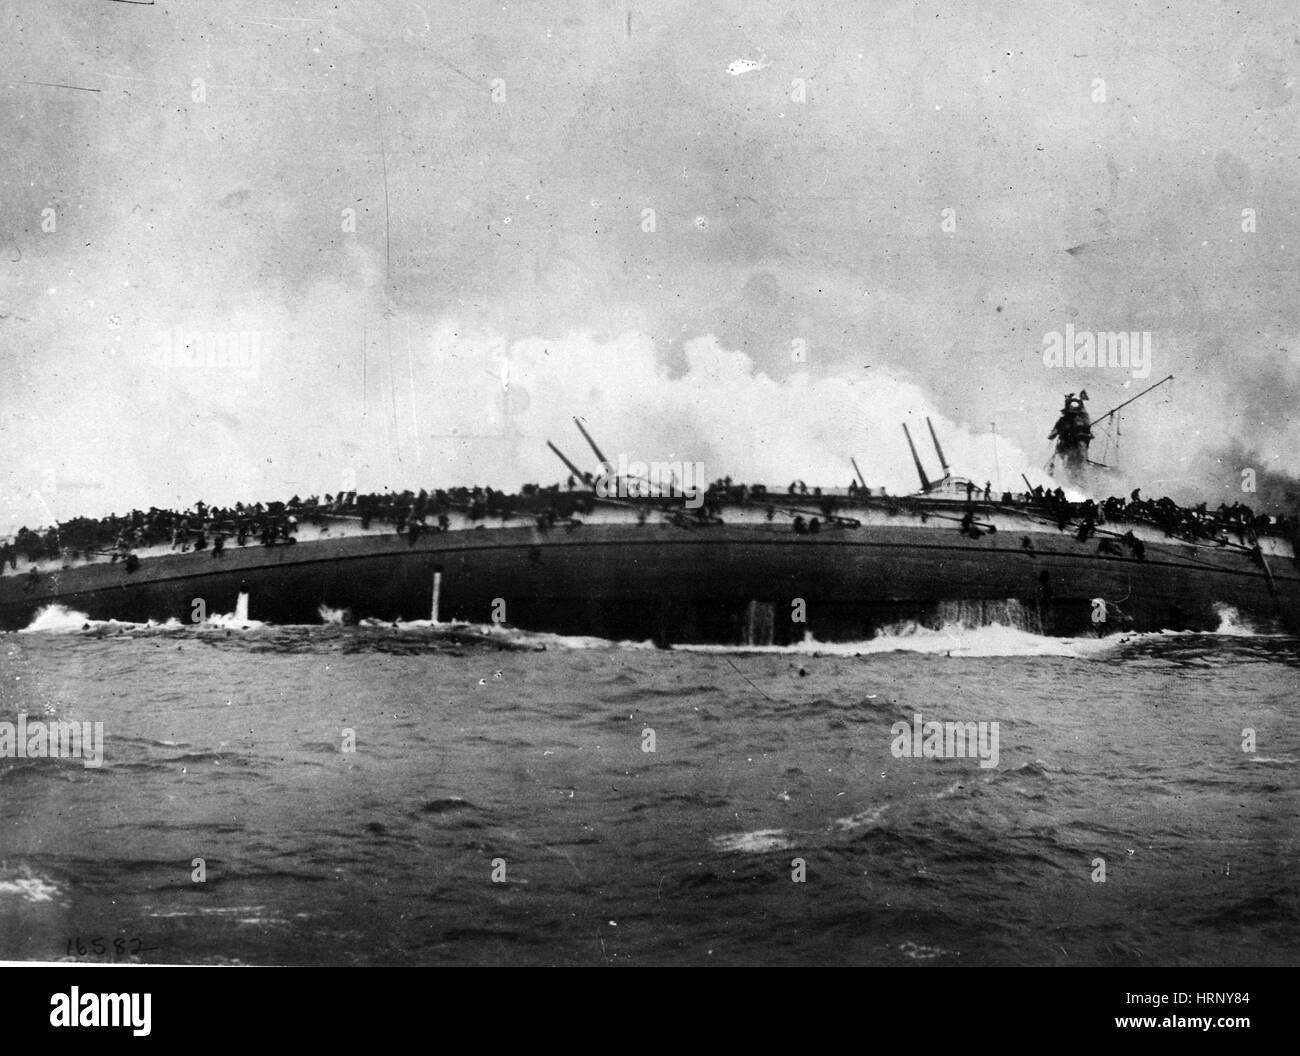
14;607;1287;657
348;617;655;650
18;604;100;633
678;623;1126;659
17;602;258;633
17;604;183;634
12;607;655;652
0;865;62;905
711;829;796;853
1211;603;1267;637
200;612;266;630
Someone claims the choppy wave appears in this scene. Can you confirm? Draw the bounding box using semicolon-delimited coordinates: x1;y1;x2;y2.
335;617;655;652
493;629;657;651
3;601;1297;966
678;623;1126;658
0;865;62;905
18;604;179;634
831;805;891;832
15;606;1292;661
375;619;656;651
199;614;266;630
712;830;796;853
673;613;1300;658
17;603;263;634
13;607;659;656
1207;602;1288;637
896;940;957;961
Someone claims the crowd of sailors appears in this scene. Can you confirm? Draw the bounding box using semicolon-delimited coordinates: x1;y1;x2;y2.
1026;485;1283;549
0;485;602;572
1;477;1291;574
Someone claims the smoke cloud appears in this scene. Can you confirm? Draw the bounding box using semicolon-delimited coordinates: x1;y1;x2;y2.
2;0;1298;531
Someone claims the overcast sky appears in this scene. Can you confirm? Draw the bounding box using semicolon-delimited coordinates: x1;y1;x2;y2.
2;0;1298;531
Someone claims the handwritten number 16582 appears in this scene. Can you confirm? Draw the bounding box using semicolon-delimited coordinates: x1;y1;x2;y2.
65;936;154;957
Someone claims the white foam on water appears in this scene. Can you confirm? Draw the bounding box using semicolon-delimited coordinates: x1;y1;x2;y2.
507;631;657;651
201;615;265;630
678;623;1125;659
1210;603;1268;637
146;904;271;919
17;605;148;634
361;616;406;628
18;604;96;633
202;600;265;630
0;875;61;904
711;829;795;853
838;622;1125;658
17;604;1284;649
897;940;954;961
1132;603;1288;640
21;606;208;634
376;619;657;651
831;804;891;832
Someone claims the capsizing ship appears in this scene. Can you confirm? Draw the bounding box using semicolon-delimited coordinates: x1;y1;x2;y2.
3;385;1297;642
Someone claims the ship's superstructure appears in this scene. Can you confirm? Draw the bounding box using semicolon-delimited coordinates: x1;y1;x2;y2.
1049;391;1094;480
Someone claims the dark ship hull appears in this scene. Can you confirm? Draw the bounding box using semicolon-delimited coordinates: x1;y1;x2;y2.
3;508;1295;642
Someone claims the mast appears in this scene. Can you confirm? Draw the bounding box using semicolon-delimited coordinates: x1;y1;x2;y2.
990;421;1001;492
1091;374;1174;425
902;423;932;493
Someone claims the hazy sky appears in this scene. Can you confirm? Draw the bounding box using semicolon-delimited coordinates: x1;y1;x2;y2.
2;0;1298;531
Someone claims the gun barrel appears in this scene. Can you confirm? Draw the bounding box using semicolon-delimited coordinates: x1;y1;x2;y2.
850;457;868;490
572;417;610;467
546;441;589;483
926;417;950;476
902;424;932;493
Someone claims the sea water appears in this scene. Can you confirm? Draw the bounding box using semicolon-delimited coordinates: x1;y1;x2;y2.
0;606;1296;965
